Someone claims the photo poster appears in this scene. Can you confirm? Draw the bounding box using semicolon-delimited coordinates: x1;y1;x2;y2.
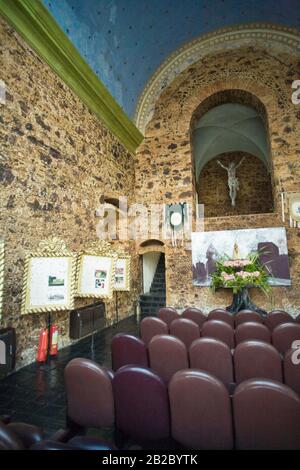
77;254;116;299
114;257;131;291
23;256;74;314
192;227;291;287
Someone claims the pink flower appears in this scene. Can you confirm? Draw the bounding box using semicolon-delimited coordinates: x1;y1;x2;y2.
223;259;251;268
221;272;235;281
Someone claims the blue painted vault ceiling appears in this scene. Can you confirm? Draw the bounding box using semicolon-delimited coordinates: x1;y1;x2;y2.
43;0;300;118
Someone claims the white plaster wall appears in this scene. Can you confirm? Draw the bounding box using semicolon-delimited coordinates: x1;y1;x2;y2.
143;252;161;293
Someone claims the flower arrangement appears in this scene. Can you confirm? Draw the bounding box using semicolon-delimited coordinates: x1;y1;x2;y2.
210;252;271;295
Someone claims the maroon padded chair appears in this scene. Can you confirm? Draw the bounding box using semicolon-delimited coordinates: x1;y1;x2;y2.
296;314;300;324
235;322;271;345
264;310;294;331
201;320;235;349
233;378;300;449
158;307;179;328
111;334;148;371
207;309;234;328
0;421;44;450
169;370;233;450
64;358;115;429
140;316;168;345
235;310;264;327
181;307;207;330
272;323;300;355
189;338;234;389
234;340;282;384
169;318;200;350
113;365;170;441
148;335;189;383
284;347;300;395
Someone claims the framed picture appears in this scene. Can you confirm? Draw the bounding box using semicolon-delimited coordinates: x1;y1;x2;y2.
0;239;4;319
192;227;291;287
114;255;131;291
77;241;117;299
22;238;77;314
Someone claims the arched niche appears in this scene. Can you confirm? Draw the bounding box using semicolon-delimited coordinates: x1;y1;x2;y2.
191;90;274;217
139;239;165;255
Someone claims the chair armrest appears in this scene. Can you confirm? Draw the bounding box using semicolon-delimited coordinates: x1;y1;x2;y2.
7;422;44;448
31;440;74;450
68;436;116;450
48;428;76;443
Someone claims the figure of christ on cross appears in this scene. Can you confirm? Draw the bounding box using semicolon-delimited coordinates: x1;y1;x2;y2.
217;156;245;207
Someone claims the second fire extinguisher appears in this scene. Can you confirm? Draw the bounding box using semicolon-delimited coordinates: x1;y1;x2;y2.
49;324;59;356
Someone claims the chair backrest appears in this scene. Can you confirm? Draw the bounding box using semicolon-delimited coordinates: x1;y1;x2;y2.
296;314;300;324
0;422;24;450
207;309;234;328
189;338;234;388
233;378;300;449
148;335;188;383
235;310;264;327
113;365;170;440
182;307;207;329
235;322;271;345
158;307;179;328
64;358;114;428
201;320;235;349
169;370;233;449
140;316;168;345
111;334;148;371
272;323;300;355
284;348;300;395
264;310;294;331
169;318;200;349
234;340;282;384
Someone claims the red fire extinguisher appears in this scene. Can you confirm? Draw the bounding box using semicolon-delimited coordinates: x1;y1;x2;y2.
37;328;48;362
49;324;59;356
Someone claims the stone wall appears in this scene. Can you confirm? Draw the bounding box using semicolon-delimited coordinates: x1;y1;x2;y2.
135;45;300;315
0;18;140;368
197;152;273;217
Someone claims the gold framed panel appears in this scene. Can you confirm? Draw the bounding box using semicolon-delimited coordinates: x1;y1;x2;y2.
76;241;117;300
114;255;131;292
21;238;77;314
0;239;4;319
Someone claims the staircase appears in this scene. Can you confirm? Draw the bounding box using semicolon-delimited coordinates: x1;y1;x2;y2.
139;255;166;317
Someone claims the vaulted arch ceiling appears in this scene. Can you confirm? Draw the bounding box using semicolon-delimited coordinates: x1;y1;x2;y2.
43;0;300;122
193;103;270;179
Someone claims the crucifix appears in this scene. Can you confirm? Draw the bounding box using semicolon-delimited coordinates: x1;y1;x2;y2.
217;157;245;207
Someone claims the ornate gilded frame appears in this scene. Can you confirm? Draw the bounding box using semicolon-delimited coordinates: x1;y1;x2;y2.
21;238;77;314
76;241;117;300
0;239;4;319
114;250;131;292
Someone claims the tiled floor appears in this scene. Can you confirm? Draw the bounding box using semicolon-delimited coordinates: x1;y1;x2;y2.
0;315;139;438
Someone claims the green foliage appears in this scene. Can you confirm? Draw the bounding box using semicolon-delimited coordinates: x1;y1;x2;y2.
210;251;271;295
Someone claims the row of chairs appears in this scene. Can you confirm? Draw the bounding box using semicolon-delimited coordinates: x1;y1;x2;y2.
111;333;300;394
64;358;300;450
158;307;299;331
140;315;300;353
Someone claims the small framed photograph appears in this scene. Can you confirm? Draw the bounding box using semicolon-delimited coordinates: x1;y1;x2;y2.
0;239;4;319
77;242;117;299
114;256;131;291
22;238;77;314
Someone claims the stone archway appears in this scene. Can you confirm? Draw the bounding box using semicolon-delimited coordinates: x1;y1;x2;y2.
135;42;300;314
